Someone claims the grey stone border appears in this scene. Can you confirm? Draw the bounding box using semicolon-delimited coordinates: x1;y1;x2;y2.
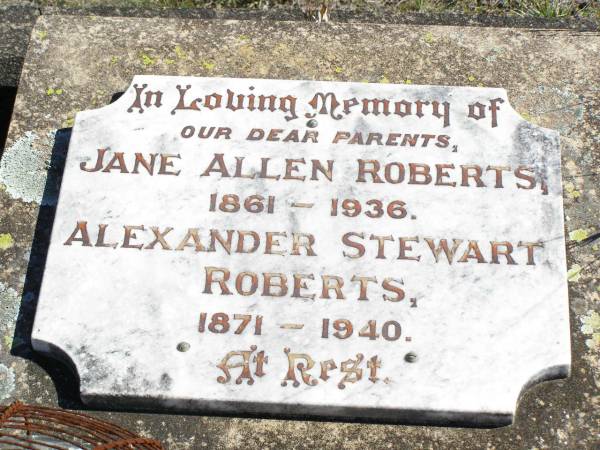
41;5;600;30
2;4;599;88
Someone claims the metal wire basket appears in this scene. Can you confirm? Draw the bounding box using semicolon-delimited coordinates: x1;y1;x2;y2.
0;401;163;449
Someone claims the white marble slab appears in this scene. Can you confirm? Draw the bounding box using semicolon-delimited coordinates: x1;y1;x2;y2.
31;76;570;426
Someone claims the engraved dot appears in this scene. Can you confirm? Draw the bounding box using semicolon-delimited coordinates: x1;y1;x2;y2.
306;119;318;128
404;352;418;363
177;342;190;352
411;215;417;220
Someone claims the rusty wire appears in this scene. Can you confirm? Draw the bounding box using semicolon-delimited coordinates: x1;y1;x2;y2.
0;401;164;450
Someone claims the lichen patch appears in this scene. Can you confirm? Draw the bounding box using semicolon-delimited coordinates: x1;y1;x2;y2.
0;363;15;401
581;311;600;351
0;131;55;204
0;282;19;352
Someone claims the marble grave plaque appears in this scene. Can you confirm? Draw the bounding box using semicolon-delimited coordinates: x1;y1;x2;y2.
31;76;571;426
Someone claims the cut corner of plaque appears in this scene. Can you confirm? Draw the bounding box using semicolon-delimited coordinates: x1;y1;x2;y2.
31;335;81;384
510;362;571;421
74;75;147;120
441;362;571;428
497;88;560;140
519;362;571;398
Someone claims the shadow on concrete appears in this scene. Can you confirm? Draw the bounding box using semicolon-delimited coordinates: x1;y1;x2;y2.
10;126;85;410
0;86;17;159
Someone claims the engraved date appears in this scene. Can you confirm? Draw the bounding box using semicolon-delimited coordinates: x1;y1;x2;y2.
209;193;275;214
321;318;401;341
330;198;407;219
198;312;263;335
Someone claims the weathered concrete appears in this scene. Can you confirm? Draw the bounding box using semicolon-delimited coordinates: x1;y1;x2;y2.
0;15;599;448
0;4;598;90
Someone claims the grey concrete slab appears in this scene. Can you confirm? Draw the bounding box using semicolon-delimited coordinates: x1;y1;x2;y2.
0;14;599;449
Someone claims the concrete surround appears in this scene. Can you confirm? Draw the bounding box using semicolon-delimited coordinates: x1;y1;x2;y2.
0;12;598;449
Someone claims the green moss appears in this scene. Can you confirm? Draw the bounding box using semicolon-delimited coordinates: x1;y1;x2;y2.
36;30;47;41
46;87;64;96
569;228;589;242
140;52;156;66
0;233;14;250
567;264;583;282
3;335;12;351
63;116;75;128
174;45;187;59
201;60;216;71
520;111;534;122
564;181;582;199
